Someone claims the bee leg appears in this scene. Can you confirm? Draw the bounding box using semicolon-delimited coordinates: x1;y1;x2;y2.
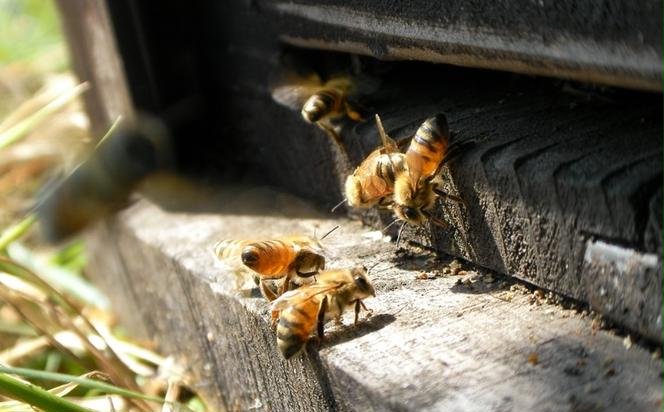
316;121;348;157
259;280;278;301
271;310;280;328
427;213;451;230
359;300;373;319
354;300;373;326
377;197;394;208
259;280;281;326
354;300;360;325
316;296;329;345
433;188;465;206
278;275;292;297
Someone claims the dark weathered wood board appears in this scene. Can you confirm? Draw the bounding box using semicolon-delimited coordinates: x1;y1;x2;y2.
85;193;663;412
52;2;663;411
217;60;663;344
260;0;663;91
55;0;133;138
57;0;662;381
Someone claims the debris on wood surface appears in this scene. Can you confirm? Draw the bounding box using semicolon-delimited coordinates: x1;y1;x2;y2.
85;196;664;412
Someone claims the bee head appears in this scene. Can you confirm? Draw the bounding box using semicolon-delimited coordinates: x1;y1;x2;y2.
394;204;425;226
293;250;325;277
352;267;375;297
241;248;260;269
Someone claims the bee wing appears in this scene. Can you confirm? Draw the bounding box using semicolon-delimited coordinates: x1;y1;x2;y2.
276;235;324;254
214;239;254;260
277;235;315;246
270;283;342;311
353;152;394;200
374;114;398;152
405;148;426;187
270;73;324;110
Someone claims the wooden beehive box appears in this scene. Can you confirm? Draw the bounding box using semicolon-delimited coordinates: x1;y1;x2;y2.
54;1;663;410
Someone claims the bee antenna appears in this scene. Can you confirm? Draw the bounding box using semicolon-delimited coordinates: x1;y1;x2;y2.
319;225;340;241
366;261;381;275
382;218;399;232
331;198;347;213
395;221;407;249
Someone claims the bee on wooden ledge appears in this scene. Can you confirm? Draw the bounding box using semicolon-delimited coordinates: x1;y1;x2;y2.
213;227;338;305
271;266;376;359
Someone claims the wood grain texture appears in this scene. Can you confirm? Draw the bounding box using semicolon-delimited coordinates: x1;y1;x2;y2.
85;194;663;412
261;0;663;91
55;0;133;137
54;3;663;410
333;64;663;343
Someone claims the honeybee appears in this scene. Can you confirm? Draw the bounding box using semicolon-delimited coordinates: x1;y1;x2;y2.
344;114;406;209
271;73;363;152
36;114;174;242
392;114;464;227
271;266;375;359
214;235;326;302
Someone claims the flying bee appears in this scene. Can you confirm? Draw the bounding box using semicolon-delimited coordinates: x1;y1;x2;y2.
214;235;326;302
271;266;375;359
392;114;465;228
344;114;407;209
271;72;363;153
36;114;174;242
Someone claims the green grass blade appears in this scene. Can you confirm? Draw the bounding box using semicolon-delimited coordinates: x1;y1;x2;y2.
0;372;96;412
0;215;36;253
0;366;165;404
48;241;86;273
186;396;207;412
0;83;88;150
0;321;37;337
0;257;69;309
95;115;123;149
6;243;110;310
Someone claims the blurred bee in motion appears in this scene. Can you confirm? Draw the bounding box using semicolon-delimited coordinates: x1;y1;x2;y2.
344;114;406;209
271;72;364;154
214;228;339;302
271;266;375;359
36;114;174;242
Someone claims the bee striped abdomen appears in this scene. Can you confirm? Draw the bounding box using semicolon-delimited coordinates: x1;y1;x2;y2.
276;298;321;359
408;114;450;177
241;240;296;278
302;89;342;123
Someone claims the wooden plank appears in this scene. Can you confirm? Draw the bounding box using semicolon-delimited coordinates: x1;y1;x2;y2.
55;0;662;341
55;0;133;137
217;60;663;343
262;0;663;91
85;192;663;412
